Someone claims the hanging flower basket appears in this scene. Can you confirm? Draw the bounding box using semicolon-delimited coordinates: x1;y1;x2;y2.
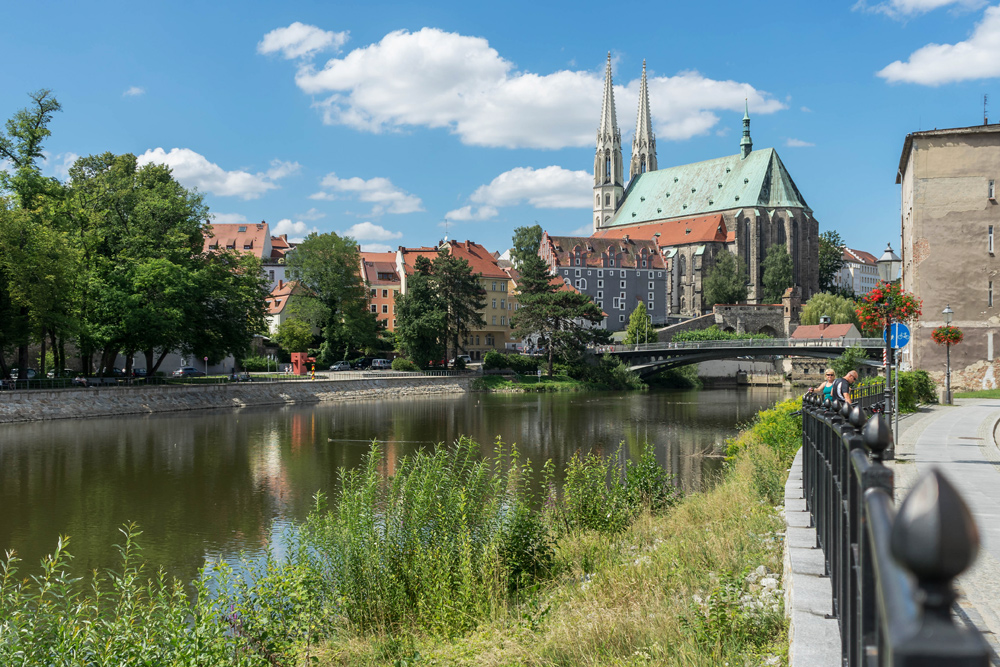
931;325;963;345
855;281;923;337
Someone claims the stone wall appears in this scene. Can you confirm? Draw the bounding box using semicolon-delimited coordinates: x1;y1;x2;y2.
0;377;471;424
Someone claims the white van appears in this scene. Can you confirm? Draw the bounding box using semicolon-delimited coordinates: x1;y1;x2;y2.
371;359;392;370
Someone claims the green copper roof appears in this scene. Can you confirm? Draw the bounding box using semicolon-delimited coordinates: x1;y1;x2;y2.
608;148;810;227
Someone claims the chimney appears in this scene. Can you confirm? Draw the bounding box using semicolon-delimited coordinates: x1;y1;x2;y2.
278;279;284;290
819;315;831;331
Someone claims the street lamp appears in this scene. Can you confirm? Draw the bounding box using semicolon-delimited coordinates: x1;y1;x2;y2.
876;243;902;424
943;304;954;405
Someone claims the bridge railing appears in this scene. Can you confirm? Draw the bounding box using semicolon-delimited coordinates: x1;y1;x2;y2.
594;337;885;353
801;393;987;666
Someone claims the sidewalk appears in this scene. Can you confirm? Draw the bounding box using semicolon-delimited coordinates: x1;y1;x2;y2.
893;398;1000;664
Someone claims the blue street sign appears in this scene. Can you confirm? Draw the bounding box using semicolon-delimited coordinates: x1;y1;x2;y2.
883;322;911;348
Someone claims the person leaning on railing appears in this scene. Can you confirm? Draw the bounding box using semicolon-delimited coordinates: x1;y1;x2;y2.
807;368;837;402
831;370;858;404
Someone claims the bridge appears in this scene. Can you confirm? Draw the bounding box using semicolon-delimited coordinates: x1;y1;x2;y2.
596;337;886;377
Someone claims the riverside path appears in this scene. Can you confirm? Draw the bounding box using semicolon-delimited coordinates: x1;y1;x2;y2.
787;399;1000;665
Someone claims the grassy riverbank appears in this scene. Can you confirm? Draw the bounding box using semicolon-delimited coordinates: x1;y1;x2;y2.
0;399;802;666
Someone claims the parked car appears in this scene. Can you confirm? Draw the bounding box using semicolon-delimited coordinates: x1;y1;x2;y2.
450;355;472;366
172;367;206;378
98;367;125;377
370;359;392;370
329;361;351;371
9;368;37;379
352;357;374;370
229;371;253;382
132;368;147;377
46;368;75;378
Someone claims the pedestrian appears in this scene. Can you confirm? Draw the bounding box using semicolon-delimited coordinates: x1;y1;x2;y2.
809;368;837;402
831;369;858;404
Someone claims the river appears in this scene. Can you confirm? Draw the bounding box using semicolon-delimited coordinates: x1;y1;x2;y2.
0;387;788;582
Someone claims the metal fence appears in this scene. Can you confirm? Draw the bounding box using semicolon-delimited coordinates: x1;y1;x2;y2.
801;393;987;666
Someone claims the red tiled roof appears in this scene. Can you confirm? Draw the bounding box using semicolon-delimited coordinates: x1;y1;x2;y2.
399;241;507;279
270;234;295;260
790;323;860;339
360;251;401;286
204;222;271;259
265;280;308;315
541;233;667;270
843;248;877;265
592;214;728;246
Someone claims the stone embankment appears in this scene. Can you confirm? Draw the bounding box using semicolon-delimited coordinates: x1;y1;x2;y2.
0;376;471;423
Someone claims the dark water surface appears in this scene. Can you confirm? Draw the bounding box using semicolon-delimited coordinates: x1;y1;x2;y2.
0;387;787;582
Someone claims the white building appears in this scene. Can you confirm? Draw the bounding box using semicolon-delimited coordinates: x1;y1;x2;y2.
833;247;879;296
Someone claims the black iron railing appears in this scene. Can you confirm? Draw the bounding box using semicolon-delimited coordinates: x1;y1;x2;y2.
801;393;988;666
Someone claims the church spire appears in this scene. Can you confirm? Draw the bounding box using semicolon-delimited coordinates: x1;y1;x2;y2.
630;60;657;181
593;52;624;232
740;100;753;159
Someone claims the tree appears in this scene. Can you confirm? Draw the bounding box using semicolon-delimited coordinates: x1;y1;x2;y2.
800;292;860;328
623;302;653;344
703;250;748;307
761;244;794;303
818;230;846;293
510;231;609;376
432;248;486;362
510;223;543;268
287;232;380;363
394;255;446;367
273;318;315;354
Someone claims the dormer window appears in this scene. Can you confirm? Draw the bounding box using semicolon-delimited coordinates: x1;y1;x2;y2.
238;225;247;233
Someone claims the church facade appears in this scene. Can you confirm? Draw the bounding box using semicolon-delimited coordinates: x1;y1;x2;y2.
579;54;819;317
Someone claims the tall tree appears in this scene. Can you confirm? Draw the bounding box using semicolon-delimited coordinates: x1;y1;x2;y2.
818;230;847;293
510;223;543;268
287;232;379;363
432;248;486;362
394;255;447;367
0;90;67;378
273;318;315;355
703;250;748;307
761;244;794;304
510;237;608;376
623;302;653;344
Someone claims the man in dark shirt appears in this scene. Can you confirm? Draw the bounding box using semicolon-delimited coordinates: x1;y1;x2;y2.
831;370;858;404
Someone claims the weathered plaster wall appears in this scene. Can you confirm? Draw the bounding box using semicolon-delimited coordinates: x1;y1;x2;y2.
0;377;471;424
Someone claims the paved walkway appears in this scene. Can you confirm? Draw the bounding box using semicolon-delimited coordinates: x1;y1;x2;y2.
893;399;1000;664
787;399;1000;665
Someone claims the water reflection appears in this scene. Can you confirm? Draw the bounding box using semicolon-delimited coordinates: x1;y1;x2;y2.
0;387;785;583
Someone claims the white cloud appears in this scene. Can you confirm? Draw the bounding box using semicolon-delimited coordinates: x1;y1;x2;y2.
272;218;318;243
360;243;393;253
291;27;783;149
123;86;145;97
444;205;499;221
878;5;1000;84
341;221;403;241
801;106;812;112
211;212;248;224
298;207;326;220
50;152;79;181
570;224;595;236
258;22;348;60
785;138;815;147
854;0;985;17
310;172;423;215
470;166;591;209
137;148;298;199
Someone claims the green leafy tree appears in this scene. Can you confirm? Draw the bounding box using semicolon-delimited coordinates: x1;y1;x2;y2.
761;244;794;304
287;232;380;363
394;255;447;367
800;292;860;327
510;229;609;376
818;230;847;293
510;223;543;268
623;302;653;344
831;345;871;378
703;250;748;307
433;247;486;362
273;318;315;354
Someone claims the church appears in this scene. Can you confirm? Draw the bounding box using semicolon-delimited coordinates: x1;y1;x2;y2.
544;55;819;323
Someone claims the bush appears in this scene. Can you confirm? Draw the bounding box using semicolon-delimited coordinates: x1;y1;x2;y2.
897;369;937;412
240;355;269;372
391;357;419;372
483;349;505;370
672;325;773;342
483;350;539;374
726;397;803;468
831;345;872;377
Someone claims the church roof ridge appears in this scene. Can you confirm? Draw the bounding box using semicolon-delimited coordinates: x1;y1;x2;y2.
606;147;811;227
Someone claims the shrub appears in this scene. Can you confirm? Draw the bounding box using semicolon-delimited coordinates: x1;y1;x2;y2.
897;369;937;412
240;355;269;372
483;349;506;370
830;345;871;378
726;397;803;468
672;325;773;342
483;350;539;374
391;357;419;372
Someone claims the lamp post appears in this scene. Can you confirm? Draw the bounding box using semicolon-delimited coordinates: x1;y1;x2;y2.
943;304;954;405
876;243;902;423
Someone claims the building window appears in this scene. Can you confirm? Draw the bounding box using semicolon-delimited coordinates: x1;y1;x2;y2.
370;305;377;313
492;299;497;309
382;289;388;298
598;280;604;288
596;301;603;308
382;305;388;314
991;281;995;308
620;280;626;289
657;271;662;278
501;316;506;325
492;281;497;291
268;270;275;282
648;282;654;289
990;225;995;254
575;257;580;266
575;279;581;288
991;179;996;200
575;269;581;277
648;302;654;311
501;282;507;292
608;270;614;276
500;299;505;309
619;315;625;322
610;258;615;267
648;292;654;301
579;279;587;289
492;316;497;325
588;270;592;275
371;288;377;297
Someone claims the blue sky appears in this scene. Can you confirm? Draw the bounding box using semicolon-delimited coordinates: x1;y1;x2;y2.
3;0;999;255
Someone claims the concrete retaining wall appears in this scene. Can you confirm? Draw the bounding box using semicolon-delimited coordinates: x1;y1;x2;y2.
0;376;472;423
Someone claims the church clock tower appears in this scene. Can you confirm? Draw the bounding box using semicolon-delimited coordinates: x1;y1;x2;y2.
594;53;624;233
